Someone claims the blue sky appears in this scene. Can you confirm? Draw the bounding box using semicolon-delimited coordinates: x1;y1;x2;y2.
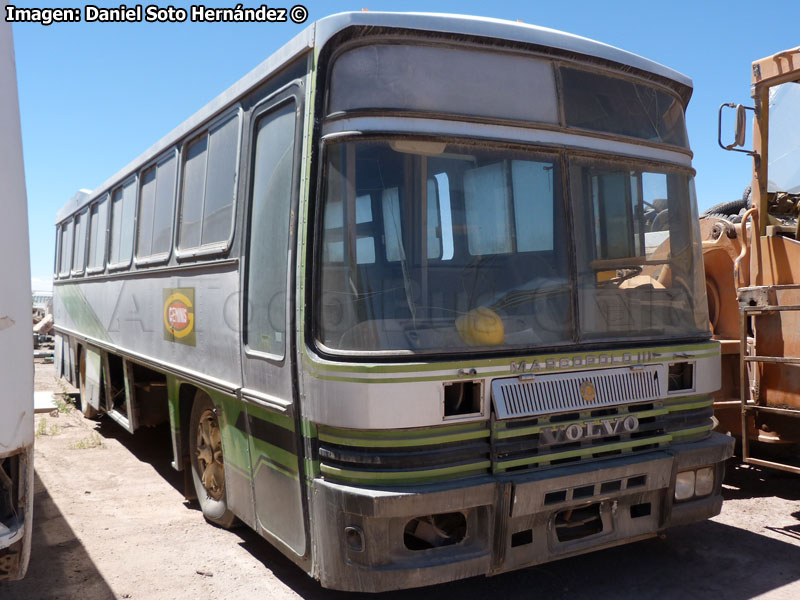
11;0;800;287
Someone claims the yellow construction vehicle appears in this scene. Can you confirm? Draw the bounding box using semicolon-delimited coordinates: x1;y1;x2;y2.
703;46;800;474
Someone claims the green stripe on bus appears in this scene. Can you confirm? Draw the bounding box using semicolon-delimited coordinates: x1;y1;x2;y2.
494;435;673;471
58;284;112;342
319;460;491;485
303;354;720;384
225;458;253;482
306;370;511;384
300;419;317;438
317;420;486;440
665;399;713;413
250;438;300;473
669;423;714;441
253;454;299;481
304;457;320;478
318;427;490;448
318;421;486;438
243;401;295;432
302;342;719;376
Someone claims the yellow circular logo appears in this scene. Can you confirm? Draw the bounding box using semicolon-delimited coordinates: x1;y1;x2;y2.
163;292;194;339
580;381;597;403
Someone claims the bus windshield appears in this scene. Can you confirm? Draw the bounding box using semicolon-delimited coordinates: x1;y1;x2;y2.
316;139;708;354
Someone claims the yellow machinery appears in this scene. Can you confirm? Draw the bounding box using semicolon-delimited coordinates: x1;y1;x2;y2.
704;46;800;474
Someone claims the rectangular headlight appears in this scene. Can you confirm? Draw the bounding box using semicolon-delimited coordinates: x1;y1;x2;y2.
674;470;695;501
695;466;714;497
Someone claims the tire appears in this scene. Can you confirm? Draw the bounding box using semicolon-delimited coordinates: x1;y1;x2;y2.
78;351;99;419
189;391;236;528
742;184;752;204
700;199;747;219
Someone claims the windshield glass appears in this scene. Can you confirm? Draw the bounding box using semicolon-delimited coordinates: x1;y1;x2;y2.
768;81;800;194
569;158;708;340
315;139;707;355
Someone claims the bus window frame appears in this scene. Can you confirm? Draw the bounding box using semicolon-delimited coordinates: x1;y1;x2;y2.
53;225;61;278
85;193;110;275
241;83;304;365
175;106;243;261
325;39;560;127
70;208;89;276
553;60;690;151
134;147;179;267
107;175;139;272
56;219;73;278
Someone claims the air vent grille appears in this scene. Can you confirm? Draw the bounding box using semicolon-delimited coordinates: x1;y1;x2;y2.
492;366;665;419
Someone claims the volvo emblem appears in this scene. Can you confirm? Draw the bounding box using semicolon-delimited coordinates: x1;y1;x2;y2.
540;415;640;445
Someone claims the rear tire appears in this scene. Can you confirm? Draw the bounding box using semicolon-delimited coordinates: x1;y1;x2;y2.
78;351;99;419
189;391;236;528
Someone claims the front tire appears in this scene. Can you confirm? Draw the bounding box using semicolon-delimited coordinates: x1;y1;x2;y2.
189;391;236;528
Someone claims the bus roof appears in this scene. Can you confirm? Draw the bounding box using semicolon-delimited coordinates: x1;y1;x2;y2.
56;11;693;223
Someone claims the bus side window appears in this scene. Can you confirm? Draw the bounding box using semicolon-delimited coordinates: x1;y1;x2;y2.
512;161;555;252
136;152;177;259
354;194;375;264
87;195;108;271
245;101;296;357
179;113;239;250
108;179;136;267
54;226;61;276
152;155;177;254
382;187;402;262
591;171;632;260
58;221;73;277
434;173;454;261
72;210;87;274
382;178;451;263
137;166;158;257
324;194;375;265
464;162;513;256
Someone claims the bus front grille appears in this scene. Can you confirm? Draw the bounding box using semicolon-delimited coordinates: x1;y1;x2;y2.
491;396;714;473
310;397;714;485
491;366;664;420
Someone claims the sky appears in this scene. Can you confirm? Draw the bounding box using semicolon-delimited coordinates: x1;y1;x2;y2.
10;0;800;289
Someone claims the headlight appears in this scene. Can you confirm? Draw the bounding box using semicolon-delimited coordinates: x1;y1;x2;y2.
674;470;695;501
694;466;715;497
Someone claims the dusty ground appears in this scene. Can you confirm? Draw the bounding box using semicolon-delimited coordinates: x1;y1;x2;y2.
1;360;798;600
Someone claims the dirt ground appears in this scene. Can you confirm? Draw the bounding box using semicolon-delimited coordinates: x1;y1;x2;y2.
1;360;799;600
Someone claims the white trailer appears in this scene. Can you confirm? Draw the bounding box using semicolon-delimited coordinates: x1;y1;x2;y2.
0;9;34;582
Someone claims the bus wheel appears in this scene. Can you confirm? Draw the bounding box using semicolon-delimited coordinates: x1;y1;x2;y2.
78;351;99;419
189;391;236;528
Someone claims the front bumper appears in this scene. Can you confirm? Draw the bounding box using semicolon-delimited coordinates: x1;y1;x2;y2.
310;432;733;592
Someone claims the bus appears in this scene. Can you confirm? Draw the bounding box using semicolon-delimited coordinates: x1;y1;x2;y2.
0;15;34;583
53;12;733;592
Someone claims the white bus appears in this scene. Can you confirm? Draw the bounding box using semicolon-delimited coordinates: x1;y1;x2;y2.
0;14;34;583
53;12;733;591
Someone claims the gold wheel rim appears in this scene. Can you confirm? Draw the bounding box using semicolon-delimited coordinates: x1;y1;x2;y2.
195;409;225;501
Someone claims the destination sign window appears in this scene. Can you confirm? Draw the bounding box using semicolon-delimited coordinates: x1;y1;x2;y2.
329;44;559;124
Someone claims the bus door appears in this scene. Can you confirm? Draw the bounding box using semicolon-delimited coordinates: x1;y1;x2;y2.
239;88;306;557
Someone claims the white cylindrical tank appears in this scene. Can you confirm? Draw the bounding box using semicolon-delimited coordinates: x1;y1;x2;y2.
0;8;34;581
